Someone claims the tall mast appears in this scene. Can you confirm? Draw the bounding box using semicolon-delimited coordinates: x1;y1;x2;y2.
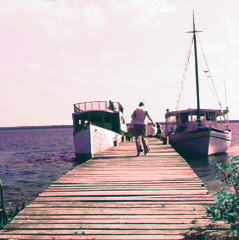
192;13;201;122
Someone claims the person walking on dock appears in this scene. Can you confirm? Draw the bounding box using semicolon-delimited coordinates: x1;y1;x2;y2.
131;102;155;157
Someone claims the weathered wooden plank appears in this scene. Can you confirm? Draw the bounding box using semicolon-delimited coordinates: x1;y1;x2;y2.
52;178;202;184
49;182;203;185
14;208;208;215
0;229;214;235
52;180;204;185
4;223;227;230
46;186;205;191
0;234;187;240
38;190;209;197
11;218;214;224
13;214;212;220
26;202;209;209
33;196;215;203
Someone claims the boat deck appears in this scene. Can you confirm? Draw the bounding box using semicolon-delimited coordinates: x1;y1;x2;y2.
1;138;227;239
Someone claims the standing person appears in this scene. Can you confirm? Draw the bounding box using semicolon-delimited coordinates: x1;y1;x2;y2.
131;102;155;157
156;122;162;139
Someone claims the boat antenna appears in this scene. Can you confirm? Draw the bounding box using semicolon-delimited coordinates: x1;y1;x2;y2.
224;76;228;108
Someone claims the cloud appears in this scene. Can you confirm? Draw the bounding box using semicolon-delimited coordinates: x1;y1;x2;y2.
128;0;176;15
25;61;42;72
128;0;175;30
0;0;108;41
82;4;108;26
98;51;112;61
108;0;174;30
25;61;56;79
221;16;239;44
109;0;134;13
0;0;74;41
201;42;229;65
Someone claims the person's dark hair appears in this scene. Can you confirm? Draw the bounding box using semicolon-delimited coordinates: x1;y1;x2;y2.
139;102;145;107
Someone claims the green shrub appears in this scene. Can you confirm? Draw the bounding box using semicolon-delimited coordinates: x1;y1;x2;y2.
207;156;239;238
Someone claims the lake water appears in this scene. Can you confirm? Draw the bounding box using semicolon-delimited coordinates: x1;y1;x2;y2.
0;124;239;210
0;128;76;209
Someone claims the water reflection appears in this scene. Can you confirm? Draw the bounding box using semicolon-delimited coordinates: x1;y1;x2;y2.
180;152;230;195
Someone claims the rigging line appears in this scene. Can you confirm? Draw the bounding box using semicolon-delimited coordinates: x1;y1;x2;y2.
223;76;229;128
197;34;227;122
197;35;224;110
176;37;194;110
223;76;228;107
203;71;218;104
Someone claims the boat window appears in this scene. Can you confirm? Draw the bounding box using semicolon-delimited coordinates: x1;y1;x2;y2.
206;112;216;121
179;113;189;123
169;116;176;122
89;112;103;122
191;115;197;121
104;114;111;123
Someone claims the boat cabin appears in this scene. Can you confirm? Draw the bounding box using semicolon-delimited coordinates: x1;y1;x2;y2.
72;101;126;135
165;108;229;135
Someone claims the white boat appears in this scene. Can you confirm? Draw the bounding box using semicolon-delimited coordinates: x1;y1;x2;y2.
72;101;127;160
165;15;232;156
165;108;231;155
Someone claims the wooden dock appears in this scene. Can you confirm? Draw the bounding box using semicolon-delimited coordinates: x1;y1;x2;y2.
1;138;226;239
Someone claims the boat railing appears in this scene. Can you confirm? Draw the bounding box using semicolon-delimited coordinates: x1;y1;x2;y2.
74;101;124;113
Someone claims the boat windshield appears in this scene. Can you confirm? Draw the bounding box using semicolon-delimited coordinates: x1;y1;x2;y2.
74;101;124;113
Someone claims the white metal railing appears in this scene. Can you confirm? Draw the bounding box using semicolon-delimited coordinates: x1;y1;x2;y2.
74;101;123;113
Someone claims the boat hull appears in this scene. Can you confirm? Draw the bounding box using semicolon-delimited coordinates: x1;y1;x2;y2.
169;128;231;156
74;124;122;160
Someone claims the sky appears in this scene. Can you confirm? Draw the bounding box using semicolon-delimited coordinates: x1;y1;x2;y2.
1;0;239;127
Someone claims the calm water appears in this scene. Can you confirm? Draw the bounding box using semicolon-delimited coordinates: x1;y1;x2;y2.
176;122;239;195
0;124;239;209
0;128;76;209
